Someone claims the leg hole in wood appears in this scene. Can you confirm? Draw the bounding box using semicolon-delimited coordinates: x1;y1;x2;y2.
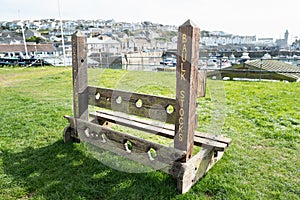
81;59;84;63
147;148;157;161
100;133;107;143
84;127;90;137
166;104;174;114
214;151;218;158
95;92;101;100
103;121;112;128
92;131;101;140
135;99;143;108
124;140;132;153
115;96;122;104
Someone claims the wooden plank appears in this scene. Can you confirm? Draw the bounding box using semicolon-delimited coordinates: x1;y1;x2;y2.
90;111;228;151
174;20;200;161
88;86;176;124
83;138;175;172
94;110;176;131
195;131;232;145
72;31;88;121
193;137;227;151
91;111;175;136
92;110;231;145
65;115;186;165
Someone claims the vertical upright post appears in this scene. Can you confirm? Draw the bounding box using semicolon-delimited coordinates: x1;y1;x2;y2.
198;70;207;97
72;31;88;124
259;58;262;81
174;20;200;161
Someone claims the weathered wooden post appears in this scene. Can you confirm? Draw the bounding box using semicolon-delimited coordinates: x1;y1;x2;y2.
71;31;88;136
174;20;200;161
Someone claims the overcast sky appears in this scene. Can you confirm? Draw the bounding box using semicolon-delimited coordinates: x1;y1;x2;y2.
1;0;299;41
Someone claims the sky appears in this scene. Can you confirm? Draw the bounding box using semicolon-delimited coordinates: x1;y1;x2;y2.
1;0;299;41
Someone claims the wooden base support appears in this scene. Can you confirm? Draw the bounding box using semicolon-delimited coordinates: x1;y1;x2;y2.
173;146;215;193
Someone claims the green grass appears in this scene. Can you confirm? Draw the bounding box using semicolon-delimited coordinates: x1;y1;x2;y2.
0;67;299;199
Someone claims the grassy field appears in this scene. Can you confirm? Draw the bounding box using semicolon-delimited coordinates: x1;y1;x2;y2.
0;66;299;199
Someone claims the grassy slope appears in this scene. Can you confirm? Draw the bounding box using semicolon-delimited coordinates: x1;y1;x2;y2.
0;67;299;200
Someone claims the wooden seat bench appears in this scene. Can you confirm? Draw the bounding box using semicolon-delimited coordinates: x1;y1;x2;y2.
89;110;230;152
63;20;231;193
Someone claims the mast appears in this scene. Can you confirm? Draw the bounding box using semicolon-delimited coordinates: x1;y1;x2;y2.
57;0;67;66
19;10;28;58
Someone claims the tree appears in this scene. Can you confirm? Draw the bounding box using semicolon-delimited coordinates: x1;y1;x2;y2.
26;36;45;44
123;29;133;36
201;30;210;37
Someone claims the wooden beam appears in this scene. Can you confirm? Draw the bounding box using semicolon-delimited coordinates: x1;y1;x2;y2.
72;31;88;122
64;115;186;168
88;86;176;123
90;111;230;151
174;20;200;161
198;70;207;97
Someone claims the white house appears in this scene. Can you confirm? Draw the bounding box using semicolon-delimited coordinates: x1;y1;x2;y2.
87;37;121;54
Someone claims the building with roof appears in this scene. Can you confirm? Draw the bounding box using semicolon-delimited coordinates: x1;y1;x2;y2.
276;30;289;49
0;43;57;58
208;59;300;82
87;37;121;54
25;29;42;38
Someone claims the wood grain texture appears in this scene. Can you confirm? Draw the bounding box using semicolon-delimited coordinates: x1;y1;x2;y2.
72;31;88;121
88;86;176;124
174;20;200;161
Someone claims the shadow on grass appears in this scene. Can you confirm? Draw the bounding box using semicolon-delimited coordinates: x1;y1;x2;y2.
3;140;179;200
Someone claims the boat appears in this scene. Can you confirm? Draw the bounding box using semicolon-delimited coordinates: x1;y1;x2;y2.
0;52;47;67
228;53;239;65
239;52;250;62
0;56;46;67
220;56;231;68
262;53;272;59
206;57;218;68
160;57;177;67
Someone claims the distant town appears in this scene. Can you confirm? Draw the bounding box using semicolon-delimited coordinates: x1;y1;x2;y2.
0;18;300;68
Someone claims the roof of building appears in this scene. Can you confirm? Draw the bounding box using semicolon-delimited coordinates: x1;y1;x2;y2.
0;43;56;53
245;59;300;81
208;59;300;82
